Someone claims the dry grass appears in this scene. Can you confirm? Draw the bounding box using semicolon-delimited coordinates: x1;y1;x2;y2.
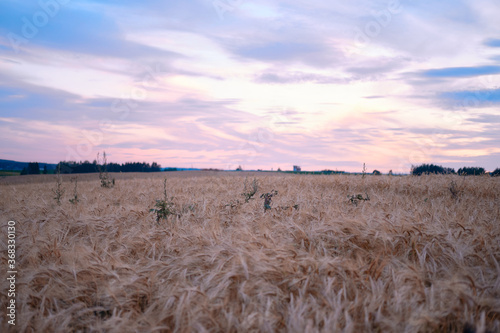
1;172;499;332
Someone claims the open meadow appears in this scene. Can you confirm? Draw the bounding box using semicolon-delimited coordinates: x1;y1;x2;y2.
1;172;499;332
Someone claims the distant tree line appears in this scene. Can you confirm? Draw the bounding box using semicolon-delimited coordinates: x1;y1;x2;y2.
411;164;455;176
21;161;163;175
17;160;500;176
319;170;346;175
20;162;48;175
411;164;499;176
56;160;162;174
280;169;346;175
457;167;486;176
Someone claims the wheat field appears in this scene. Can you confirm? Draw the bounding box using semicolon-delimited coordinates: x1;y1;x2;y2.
1;172;499;332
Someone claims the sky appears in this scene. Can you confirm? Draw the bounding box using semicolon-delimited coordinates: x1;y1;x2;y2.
1;0;499;173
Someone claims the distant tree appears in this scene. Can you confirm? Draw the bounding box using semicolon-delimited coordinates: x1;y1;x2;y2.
75;160;97;173
236;165;243;171
491;168;500;177
277;167;282;172
20;162;41;175
43;165;48;174
372;170;381;175
27;162;40;175
411;164;448;176
388;170;393;176
151;162;162;172
57;162;74;174
458;167;485;176
443;167;456;174
107;162;121;173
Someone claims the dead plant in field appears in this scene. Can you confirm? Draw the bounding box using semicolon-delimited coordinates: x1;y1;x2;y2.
242;177;258;203
260;190;278;211
449;180;462;199
223;199;241;209
224;177;258;209
150;178;178;222
97;151;115;188
69;177;79;205
348;193;370;206
52;169;64;205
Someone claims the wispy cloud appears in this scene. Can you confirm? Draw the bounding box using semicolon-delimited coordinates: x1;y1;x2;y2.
255;71;349;84
232;41;340;68
467;113;500;124
0;1;180;59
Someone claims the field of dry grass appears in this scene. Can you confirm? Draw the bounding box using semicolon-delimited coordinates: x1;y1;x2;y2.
1;172;499;332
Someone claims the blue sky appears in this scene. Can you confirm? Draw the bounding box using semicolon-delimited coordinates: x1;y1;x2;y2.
1;0;499;172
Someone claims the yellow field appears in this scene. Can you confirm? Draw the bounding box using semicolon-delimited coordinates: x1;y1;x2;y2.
1;172;499;332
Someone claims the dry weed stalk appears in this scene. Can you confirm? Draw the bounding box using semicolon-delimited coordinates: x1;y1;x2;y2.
52;168;64;205
97;151;115;188
260;189;278;211
242;177;259;203
150;178;177;223
69;177;79;205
